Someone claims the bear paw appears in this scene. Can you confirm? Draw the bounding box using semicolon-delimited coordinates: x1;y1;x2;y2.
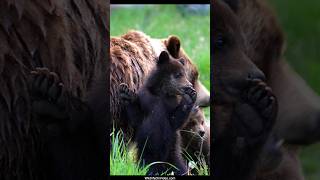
233;78;277;146
31;67;65;103
30;67;67;118
245;78;277;130
182;85;197;105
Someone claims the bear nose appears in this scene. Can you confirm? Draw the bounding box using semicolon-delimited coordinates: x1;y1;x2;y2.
248;69;266;81
199;130;205;137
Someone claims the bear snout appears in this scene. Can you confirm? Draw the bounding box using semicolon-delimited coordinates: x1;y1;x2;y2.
247;69;266;82
199;130;205;137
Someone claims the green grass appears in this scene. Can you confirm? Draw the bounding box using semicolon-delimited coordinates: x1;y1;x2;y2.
269;1;320;180
110;130;149;175
110;129;209;176
110;5;210;175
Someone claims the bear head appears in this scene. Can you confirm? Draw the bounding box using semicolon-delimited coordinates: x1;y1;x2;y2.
182;106;207;139
146;51;192;97
213;0;266;104
233;0;320;144
162;36;210;107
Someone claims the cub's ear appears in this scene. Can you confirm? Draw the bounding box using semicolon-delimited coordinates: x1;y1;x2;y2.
166;36;181;58
223;0;239;12
158;51;170;65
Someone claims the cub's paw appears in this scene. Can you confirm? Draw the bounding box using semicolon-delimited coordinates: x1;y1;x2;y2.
233;78;277;146
177;86;197;115
30;67;67;118
31;67;65;104
245;78;277;130
182;85;197;105
119;83;137;106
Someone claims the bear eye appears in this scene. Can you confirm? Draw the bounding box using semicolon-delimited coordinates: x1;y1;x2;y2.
189;121;196;127
201;121;204;125
174;72;183;79
215;33;225;49
179;58;185;65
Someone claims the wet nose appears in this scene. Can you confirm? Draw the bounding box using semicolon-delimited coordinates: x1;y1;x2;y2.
199;130;205;137
248;69;266;81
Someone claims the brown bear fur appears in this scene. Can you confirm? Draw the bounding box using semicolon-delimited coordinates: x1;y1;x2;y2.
224;0;320;179
181;107;210;166
213;1;278;179
0;0;108;179
120;51;197;175
236;0;320;145
110;30;210;140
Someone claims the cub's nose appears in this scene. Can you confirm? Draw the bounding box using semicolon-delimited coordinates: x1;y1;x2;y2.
199;130;205;137
248;69;266;81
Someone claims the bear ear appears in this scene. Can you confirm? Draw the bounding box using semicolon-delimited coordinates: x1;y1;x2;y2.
158;51;170;65
223;0;239;12
166;36;181;58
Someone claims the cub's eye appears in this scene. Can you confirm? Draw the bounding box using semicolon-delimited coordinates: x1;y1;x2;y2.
201;121;204;125
189;121;196;127
215;33;225;49
174;72;183;79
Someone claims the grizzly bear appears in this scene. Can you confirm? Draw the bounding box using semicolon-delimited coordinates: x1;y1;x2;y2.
180;107;210;167
0;0;108;179
213;1;278;179
225;0;320;179
110;31;210;141
119;51;196;176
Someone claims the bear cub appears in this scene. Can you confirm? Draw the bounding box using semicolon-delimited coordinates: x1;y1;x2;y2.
119;51;197;175
181;107;210;168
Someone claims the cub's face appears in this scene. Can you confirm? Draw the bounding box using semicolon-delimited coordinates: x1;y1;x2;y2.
157;51;192;96
183;107;206;139
162;36;210;107
213;0;265;104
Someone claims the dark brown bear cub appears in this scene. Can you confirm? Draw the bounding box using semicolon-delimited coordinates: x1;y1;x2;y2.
181;107;210;168
119;51;197;176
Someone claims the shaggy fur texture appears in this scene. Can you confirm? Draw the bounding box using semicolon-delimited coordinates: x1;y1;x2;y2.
213;1;278;179
229;0;320;179
110;31;209;141
180;107;210;166
119;51;196;175
0;0;108;179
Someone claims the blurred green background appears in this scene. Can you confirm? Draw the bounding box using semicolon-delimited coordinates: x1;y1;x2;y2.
110;4;210;120
270;0;320;180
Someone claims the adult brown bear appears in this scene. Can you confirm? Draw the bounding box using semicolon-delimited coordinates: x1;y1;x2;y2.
110;30;210;140
0;0;108;180
223;0;320;179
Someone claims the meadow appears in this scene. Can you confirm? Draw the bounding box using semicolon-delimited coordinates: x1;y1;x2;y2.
110;5;210;176
270;0;320;179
